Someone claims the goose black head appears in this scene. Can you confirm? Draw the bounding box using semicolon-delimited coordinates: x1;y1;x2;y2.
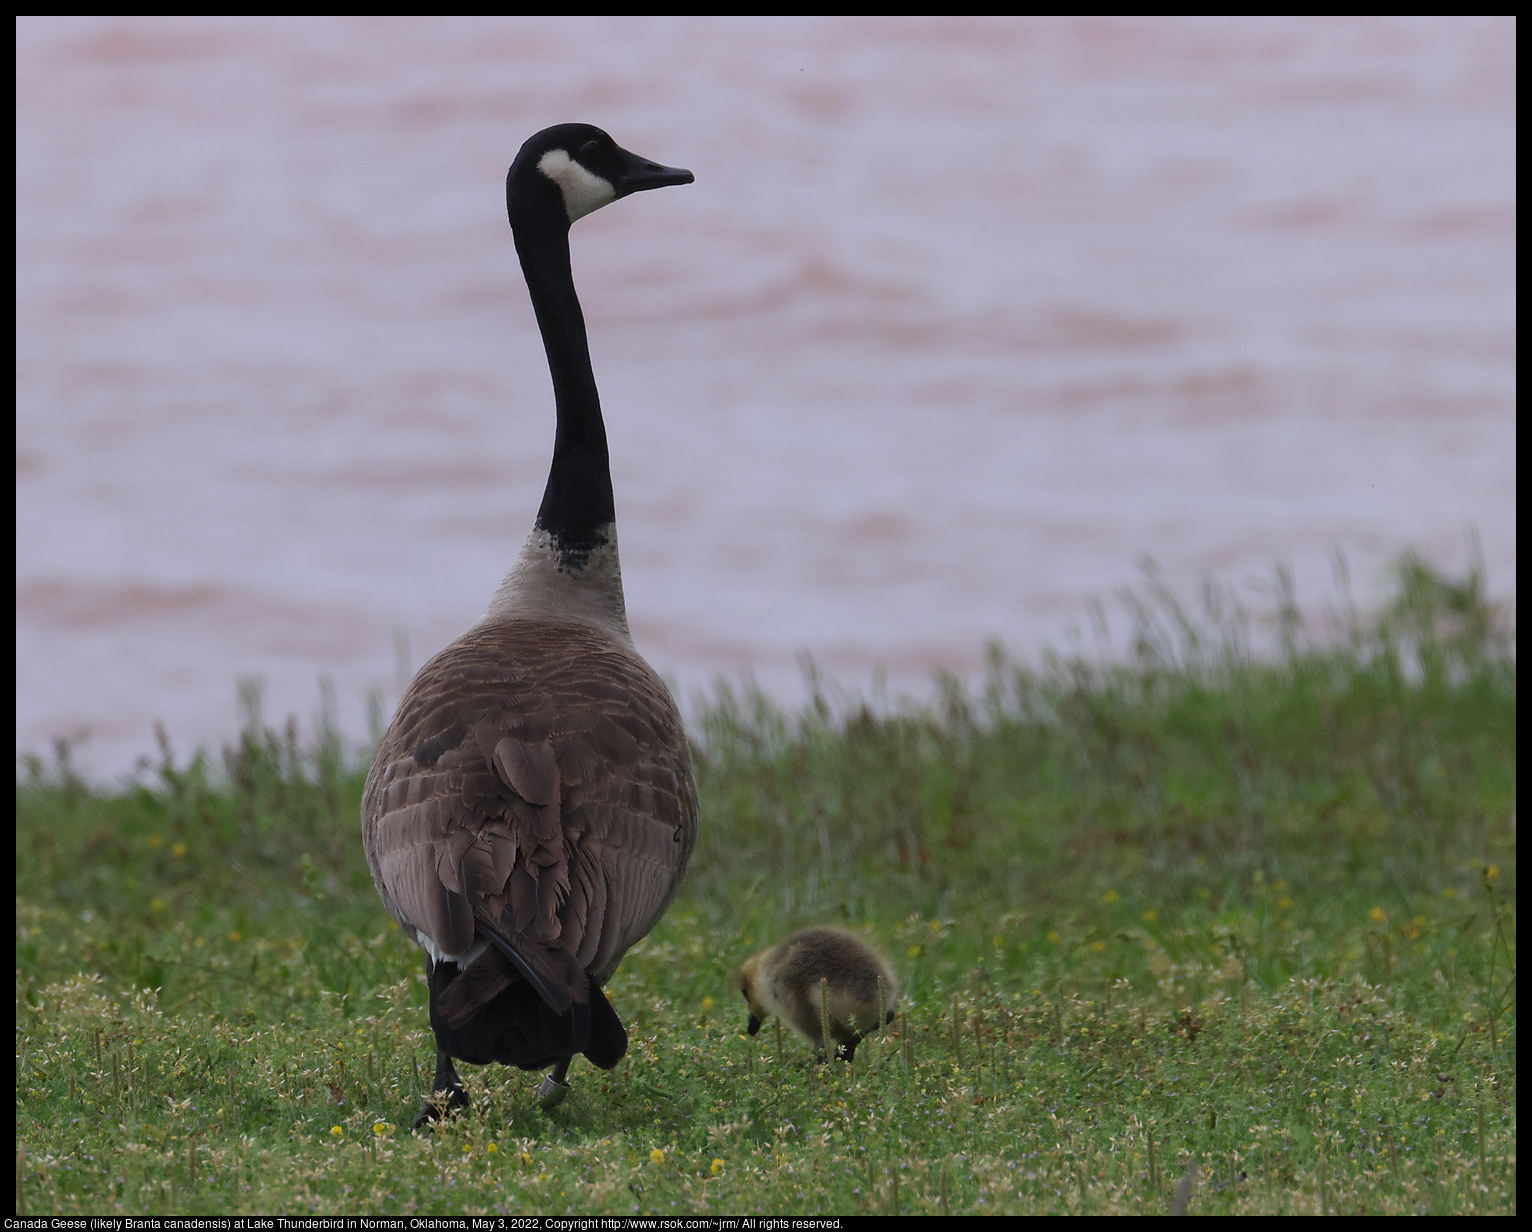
508;123;693;228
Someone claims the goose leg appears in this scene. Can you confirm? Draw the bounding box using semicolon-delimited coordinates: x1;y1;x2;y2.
537;1057;573;1111
412;1046;471;1128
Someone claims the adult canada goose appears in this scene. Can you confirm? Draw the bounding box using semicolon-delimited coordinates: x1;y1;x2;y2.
361;124;698;1124
736;927;899;1061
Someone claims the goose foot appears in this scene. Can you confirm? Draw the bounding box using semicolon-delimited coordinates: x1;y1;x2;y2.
537;1057;573;1111
413;1046;470;1128
537;1075;571;1110
411;1084;470;1128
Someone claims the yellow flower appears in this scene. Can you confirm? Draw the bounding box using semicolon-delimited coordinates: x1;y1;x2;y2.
1101;890;1119;904
1484;865;1500;884
487;1143;498;1154
146;835;163;848
1368;908;1386;925
228;930;243;943
1046;930;1060;944
701;996;714;1010
330;1126;342;1138
650;1149;665;1165
710;1158;724;1175
149;898;165;912
1277;897;1291;909
907;944;922;958
1142;909;1157;923
520;1152;533;1166
171;842;187;858
1091;941;1106;952
373;1122;388;1136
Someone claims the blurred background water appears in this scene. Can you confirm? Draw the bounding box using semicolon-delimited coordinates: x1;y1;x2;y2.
16;16;1516;781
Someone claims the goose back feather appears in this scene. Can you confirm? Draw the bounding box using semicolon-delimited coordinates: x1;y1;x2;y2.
363;618;697;1003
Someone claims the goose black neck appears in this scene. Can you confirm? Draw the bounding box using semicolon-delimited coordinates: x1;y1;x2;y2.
511;176;615;569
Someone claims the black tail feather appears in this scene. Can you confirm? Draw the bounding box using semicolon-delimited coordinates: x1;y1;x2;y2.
427;958;625;1072
585;975;628;1069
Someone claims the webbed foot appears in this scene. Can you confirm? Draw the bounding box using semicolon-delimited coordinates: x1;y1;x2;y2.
537;1074;571;1110
413;1044;471;1128
411;1083;470;1128
537;1057;574;1111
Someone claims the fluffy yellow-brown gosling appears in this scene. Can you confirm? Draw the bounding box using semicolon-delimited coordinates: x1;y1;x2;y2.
736;926;898;1061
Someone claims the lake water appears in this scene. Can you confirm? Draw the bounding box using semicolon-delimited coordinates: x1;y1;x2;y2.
17;16;1516;781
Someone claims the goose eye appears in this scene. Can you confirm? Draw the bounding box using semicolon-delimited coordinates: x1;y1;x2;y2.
580;140;601;162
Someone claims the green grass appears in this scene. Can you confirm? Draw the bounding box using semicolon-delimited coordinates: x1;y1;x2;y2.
16;554;1516;1214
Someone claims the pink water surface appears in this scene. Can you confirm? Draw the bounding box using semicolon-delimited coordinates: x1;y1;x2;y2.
16;17;1516;780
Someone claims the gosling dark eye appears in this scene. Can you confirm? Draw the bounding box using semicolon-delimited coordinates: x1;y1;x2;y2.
580;140;601;162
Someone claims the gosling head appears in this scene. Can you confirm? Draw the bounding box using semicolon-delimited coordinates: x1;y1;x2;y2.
508;123;693;227
735;953;770;1036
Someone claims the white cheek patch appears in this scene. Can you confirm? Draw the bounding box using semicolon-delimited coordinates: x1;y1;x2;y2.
537;148;617;222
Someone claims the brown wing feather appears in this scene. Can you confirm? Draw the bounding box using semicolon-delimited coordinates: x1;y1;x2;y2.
489;732;561;807
361;618;699;1020
438;945;515;1027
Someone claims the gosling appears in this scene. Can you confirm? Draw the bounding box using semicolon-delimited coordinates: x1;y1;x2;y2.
735;927;898;1061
